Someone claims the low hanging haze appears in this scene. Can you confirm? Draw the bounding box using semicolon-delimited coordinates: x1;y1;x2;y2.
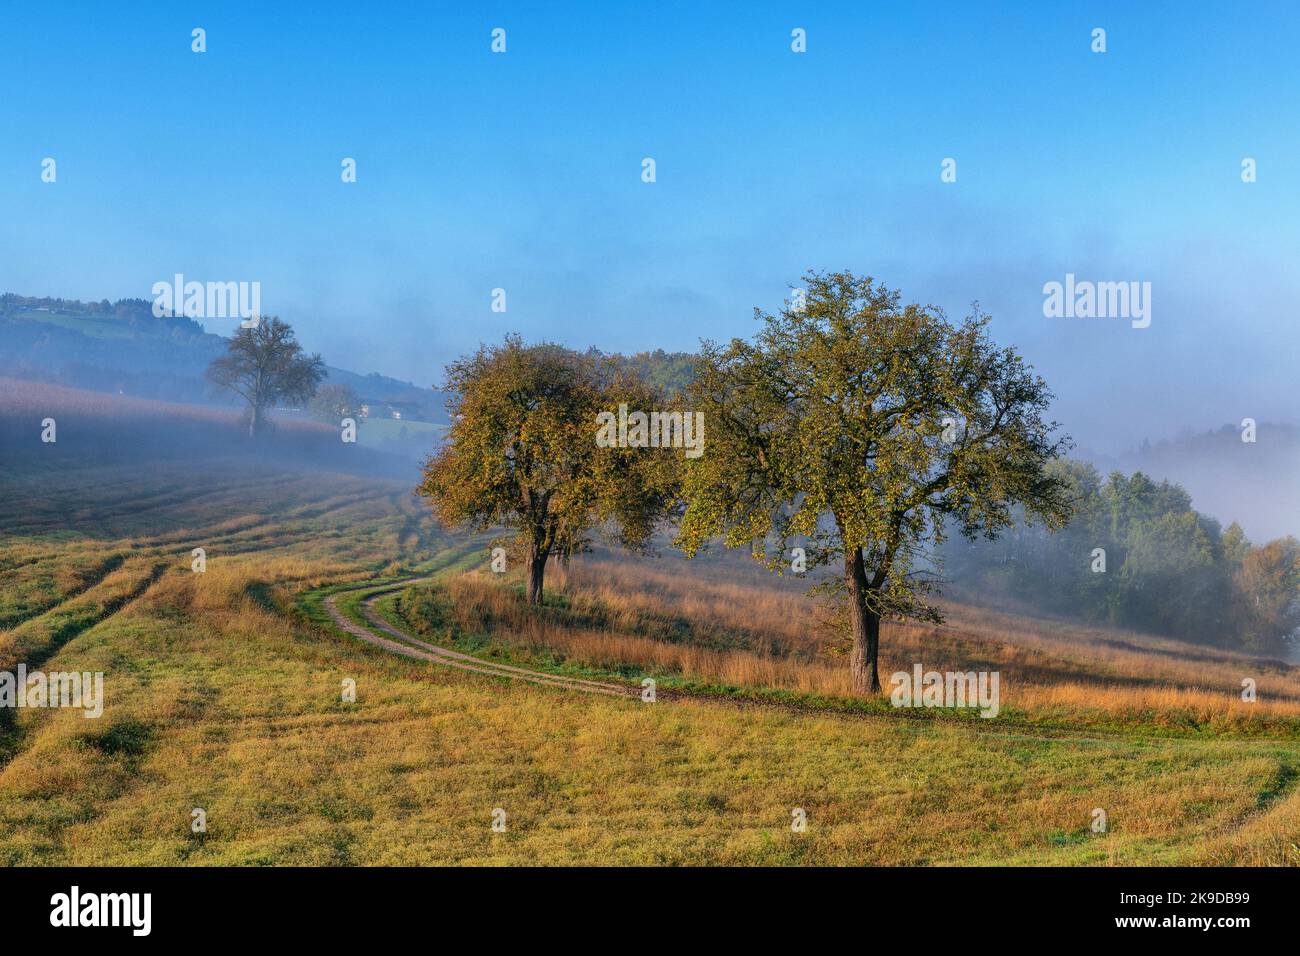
2;0;1298;456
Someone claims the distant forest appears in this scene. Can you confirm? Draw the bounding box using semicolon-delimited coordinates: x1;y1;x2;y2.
1;293;208;335
943;461;1299;654
598;348;698;395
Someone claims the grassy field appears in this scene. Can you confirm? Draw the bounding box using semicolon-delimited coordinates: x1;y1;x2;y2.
2;388;1299;864
383;556;1300;737
355;417;444;449
4;310;141;340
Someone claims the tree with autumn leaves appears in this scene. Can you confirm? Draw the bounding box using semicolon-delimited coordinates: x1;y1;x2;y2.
420;273;1076;693
675;272;1073;693
417;335;677;605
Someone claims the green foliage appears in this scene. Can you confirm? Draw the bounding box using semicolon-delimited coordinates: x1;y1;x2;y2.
416;335;678;602
675;271;1073;690
944;466;1300;652
601;349;699;396
205;317;326;437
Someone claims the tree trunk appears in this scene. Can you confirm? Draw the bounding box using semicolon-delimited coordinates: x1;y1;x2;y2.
525;547;547;605
248;403;261;439
846;547;882;694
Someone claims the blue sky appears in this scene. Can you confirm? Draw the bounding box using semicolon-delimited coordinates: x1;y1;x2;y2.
3;1;1299;453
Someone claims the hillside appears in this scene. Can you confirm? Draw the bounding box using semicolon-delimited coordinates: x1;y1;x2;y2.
0;377;433;477
0;294;450;423
3;380;1300;865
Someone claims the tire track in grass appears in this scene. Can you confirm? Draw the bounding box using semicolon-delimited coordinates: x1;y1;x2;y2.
0;559;169;672
0;558;169;768
323;578;638;698
318;579;1300;756
0;551;127;630
322;574;1300;861
322;575;1275;750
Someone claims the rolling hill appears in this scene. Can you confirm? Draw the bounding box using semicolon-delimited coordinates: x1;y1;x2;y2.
0;294;450;424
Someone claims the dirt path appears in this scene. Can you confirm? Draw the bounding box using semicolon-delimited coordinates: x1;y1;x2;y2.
319;578;1300;763
323;579;639;698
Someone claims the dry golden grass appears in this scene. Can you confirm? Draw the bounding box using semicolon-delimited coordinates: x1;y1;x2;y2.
4;559;1296;866
441;571;849;693
421;547;1300;731
2;453;1298;864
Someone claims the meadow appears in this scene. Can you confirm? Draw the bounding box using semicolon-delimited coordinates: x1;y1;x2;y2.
2;383;1299;865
